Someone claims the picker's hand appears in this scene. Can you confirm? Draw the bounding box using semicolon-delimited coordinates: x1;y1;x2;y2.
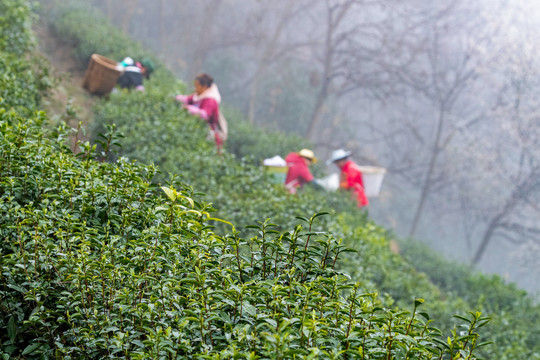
311;179;324;190
184;104;208;120
175;94;189;104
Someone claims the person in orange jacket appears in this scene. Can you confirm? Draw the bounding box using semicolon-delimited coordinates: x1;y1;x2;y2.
328;149;368;207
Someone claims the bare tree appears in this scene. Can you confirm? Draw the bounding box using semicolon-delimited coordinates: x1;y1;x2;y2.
381;2;491;238
186;0;225;79
470;42;540;264
410;0;540;265
304;0;436;144
120;0;141;34
305;0;362;141
245;1;313;124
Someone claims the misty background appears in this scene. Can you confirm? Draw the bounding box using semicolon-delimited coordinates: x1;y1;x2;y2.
63;0;540;294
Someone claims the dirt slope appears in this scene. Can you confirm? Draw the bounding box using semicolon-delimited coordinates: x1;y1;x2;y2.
34;21;95;147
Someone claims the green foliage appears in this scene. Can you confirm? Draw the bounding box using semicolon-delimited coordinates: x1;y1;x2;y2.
40;0;173;88
40;3;540;359
0;0;34;56
226;116;314;165
0;53;50;112
0;109;486;358
47;2;142;65
400;240;540;359
4;0;540;358
0;0;51;112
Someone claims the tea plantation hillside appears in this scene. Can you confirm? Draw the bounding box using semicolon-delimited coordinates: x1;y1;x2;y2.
0;2;486;359
38;3;540;359
0;0;539;358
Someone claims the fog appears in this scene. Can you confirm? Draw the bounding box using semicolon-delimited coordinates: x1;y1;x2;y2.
49;0;540;294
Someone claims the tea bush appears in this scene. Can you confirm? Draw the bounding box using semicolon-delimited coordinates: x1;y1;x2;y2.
43;1;144;66
0;0;34;56
0;113;486;358
1;1;494;358
0;0;51;112
39;2;540;359
0;111;490;359
87;89;360;233
4;0;539;358
399;240;540;359
226;117;314;165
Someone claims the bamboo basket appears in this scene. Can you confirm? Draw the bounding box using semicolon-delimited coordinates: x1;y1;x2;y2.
82;54;123;95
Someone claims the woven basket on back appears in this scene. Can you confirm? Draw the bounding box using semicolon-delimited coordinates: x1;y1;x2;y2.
82;54;123;95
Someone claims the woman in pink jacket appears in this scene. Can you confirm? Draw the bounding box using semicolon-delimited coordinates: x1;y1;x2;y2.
175;73;225;153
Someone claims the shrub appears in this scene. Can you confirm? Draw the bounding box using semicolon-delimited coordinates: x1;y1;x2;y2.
10;1;540;358
40;3;540;358
0;0;51;112
0;0;34;56
0;109;490;359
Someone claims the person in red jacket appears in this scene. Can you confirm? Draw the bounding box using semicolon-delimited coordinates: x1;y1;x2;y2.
284;149;318;194
175;73;226;153
328;149;368;207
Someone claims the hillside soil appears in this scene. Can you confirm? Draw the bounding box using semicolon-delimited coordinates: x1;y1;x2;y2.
34;21;95;150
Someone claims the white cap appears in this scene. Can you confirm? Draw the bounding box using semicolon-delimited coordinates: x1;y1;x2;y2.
121;57;134;66
327;149;352;165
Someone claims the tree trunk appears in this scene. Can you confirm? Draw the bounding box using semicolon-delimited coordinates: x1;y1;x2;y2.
106;0;112;20
306;79;330;141
306;0;354;141
306;4;334;141
121;0;138;34
472;212;504;264
247;6;294;125
472;175;531;264
409;105;446;238
188;0;223;79
248;71;262;124
159;0;166;53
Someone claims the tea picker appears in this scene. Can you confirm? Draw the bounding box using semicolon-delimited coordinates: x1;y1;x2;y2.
284;149;323;194
175;73;227;154
116;57;155;91
327;149;369;207
82;54;155;95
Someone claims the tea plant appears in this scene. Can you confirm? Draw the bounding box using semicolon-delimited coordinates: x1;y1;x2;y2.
38;2;540;359
0;0;34;56
12;1;540;358
0;104;489;358
44;0;144;66
0;0;51;113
